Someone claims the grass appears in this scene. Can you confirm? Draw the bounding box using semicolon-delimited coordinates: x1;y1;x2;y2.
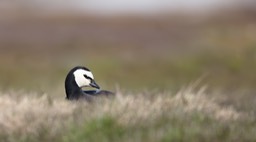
1;46;256;92
0;7;256;142
0;85;255;142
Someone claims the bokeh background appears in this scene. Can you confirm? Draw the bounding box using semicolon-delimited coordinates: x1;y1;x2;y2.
0;0;256;94
0;1;256;141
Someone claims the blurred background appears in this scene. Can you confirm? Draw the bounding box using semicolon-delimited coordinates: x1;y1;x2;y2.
0;0;256;95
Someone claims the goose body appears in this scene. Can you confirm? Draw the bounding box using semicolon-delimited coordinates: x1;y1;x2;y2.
65;66;114;101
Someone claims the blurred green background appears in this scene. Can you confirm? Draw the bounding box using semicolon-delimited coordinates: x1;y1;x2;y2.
0;1;256;142
0;1;256;95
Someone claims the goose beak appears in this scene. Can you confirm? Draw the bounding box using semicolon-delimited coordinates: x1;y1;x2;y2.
90;80;100;89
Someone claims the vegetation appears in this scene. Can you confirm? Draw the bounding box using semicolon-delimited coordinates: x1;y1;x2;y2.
0;86;255;142
0;7;256;142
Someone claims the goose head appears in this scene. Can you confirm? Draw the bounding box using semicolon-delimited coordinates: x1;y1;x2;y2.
65;66;100;100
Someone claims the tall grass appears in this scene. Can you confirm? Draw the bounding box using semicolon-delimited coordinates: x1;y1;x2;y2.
0;86;254;142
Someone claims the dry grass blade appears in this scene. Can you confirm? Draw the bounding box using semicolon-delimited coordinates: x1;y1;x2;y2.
0;86;249;141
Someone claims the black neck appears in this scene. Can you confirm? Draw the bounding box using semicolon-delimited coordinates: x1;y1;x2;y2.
65;71;82;100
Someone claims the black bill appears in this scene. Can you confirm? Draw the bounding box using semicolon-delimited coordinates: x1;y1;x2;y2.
89;80;100;89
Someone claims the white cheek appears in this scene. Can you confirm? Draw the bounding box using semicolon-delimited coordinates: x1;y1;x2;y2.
75;75;90;87
73;69;94;87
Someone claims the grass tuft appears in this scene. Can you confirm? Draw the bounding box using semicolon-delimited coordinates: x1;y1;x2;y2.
0;86;254;142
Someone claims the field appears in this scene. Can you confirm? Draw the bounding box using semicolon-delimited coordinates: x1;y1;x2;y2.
0;7;256;142
0;85;255;142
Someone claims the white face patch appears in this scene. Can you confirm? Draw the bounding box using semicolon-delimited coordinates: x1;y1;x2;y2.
73;69;94;87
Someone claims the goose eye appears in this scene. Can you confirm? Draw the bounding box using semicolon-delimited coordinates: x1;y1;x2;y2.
84;75;91;80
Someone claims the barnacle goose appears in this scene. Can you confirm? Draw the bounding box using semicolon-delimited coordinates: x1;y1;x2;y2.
65;66;114;101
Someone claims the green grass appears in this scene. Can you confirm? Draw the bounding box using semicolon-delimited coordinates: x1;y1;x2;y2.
63;116;125;142
0;87;255;142
1;46;256;92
